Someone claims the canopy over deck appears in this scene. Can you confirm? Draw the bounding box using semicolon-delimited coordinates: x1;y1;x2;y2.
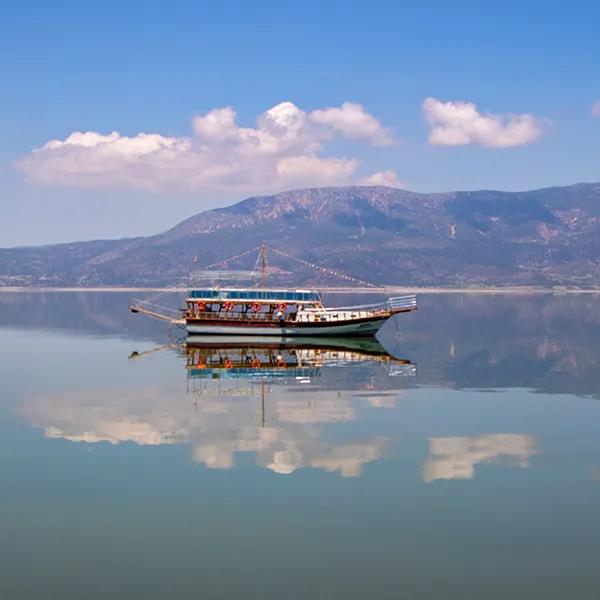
188;288;322;304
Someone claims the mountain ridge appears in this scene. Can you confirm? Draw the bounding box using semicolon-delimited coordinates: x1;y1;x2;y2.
2;182;600;288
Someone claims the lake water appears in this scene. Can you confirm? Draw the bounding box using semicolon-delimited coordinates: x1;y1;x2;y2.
1;292;600;599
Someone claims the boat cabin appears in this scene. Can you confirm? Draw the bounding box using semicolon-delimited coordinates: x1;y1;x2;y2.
184;288;323;322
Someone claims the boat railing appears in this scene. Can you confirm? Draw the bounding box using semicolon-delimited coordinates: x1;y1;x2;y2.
182;294;417;323
188;310;295;322
387;295;418;311
302;295;417;315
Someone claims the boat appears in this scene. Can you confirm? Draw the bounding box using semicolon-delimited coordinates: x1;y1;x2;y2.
129;245;417;337
181;287;415;336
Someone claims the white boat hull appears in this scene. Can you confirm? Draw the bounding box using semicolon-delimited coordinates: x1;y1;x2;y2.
186;317;387;337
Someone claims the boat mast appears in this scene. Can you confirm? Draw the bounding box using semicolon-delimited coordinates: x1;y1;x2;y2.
261;376;265;428
259;243;267;289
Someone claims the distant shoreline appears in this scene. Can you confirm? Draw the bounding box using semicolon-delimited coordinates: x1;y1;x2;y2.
1;286;600;294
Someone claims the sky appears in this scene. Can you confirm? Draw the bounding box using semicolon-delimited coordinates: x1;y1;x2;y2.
1;0;599;247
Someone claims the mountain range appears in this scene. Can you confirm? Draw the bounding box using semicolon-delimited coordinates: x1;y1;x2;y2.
2;182;600;288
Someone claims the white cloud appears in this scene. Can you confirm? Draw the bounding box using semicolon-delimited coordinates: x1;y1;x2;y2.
591;101;600;117
16;101;395;195
359;169;404;188
422;433;536;482
309;102;395;145
192;106;239;140
422;97;544;148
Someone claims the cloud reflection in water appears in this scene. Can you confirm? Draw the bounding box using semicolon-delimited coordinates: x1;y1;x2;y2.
422;434;536;482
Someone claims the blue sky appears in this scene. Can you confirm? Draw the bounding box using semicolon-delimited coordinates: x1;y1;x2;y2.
1;0;599;246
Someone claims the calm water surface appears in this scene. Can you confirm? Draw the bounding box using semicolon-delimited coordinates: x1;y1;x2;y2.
1;292;600;599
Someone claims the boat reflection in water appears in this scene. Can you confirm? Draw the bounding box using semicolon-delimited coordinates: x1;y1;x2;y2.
23;337;415;477
185;335;416;380
183;336;415;475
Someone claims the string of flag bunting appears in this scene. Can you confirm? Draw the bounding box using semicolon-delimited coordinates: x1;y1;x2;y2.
151;244;376;297
270;247;377;288
197;246;262;271
142;247;261;305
